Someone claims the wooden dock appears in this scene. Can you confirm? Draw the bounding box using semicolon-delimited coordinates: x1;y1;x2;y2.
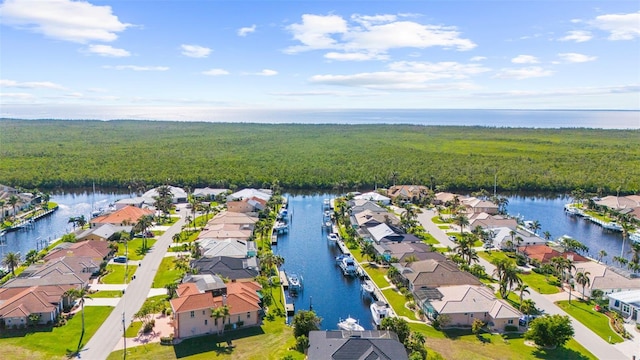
279;271;289;290
271;234;278;245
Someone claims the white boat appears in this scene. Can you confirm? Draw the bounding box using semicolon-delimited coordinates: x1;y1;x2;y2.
339;256;357;276
370;301;390;326
327;233;340;242
274;221;288;232
361;279;375;294
335;254;350;264
337;316;365;331
630;231;640;243
288;273;303;295
323;210;332;219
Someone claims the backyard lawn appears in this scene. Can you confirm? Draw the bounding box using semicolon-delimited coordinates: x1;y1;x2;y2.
106;315;302;360
0;306;113;360
116;238;157;261
478;251;560;294
102;264;137;284
361;263;390;289
91;290;123;298
556;300;624;344
152;257;184;288
382;288;418;320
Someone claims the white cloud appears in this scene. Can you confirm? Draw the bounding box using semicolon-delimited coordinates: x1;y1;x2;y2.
308;61;487;91
470;56;487;62
558;30;593;43
103;65;169;71
592;11;640;40
494;67;553;80
0;92;34;100
202;68;229;76
181;44;212;58
87;87;108;93
256;69;278;76
324;52;388;61
476;84;640;98
285;13;476;60
511;55;539;64
86;44;130;57
237;24;256;36
0;0;131;43
557;53;597;63
1;79;66;90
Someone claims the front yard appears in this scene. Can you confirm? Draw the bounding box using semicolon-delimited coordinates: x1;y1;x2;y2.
556;300;624;344
478;251;560;294
0;306;113;360
116;238;157;261
101;264;137;284
152;257;185;288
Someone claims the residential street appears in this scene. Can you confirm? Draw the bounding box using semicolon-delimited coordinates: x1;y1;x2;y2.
79;212;186;360
416;208;629;360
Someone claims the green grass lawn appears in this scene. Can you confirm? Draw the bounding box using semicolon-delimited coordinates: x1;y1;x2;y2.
556;300;624;344
422;233;440;245
91;290;123;298
478;251;560;294
0;306;113;360
126;321;143;338
153;257;184;288
361;263;390;289
102;264;137;284
106;315;302;360
117;238;157;261
405;323;595;360
382;288;418;320
431;216;451;224
438;225;449;229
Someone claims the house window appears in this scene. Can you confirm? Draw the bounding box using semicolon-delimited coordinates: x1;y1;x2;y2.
623;304;630;313
205;319;208;325
470;313;474;318
247;312;251;319
215;318;218;326
238;316;241;323
202;310;205;315
614;300;620;308
190;311;195;318
508;319;514;324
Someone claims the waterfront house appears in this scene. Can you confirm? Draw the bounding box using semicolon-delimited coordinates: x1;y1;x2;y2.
181;274;227;297
0;284;76;327
76;223;132;242
608;290;640;320
395;259;481;293
387;185;430;203
461;197;499;215
193;187;228;201
0;184;40;217
352;209;400;229
575;261;640;298
348;199;386;215
491;227;546;250
142;186;188;204
595;195;640;221
365;223;420;244
227;188;271;202
191;256;259;281
198;223;254;242
307;330;409;360
353;192;391;205
418;284;520;331
44;240;113;263
90;206;154;228
170;280;261;339
372;241;445;263
517;244;588;265
197;238;257;258
434;192;458;205
114;197;148;210
226;197;267;214
468;213;518;232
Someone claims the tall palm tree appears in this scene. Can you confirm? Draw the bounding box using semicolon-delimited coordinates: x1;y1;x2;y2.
597;250;607;263
0;199;5;222
529;220;541;235
575;271;591;300
65;286;91;351
8;195;19;218
630;243;640;266
492;258;521;299
454;214;469;236
520;298;536;317
621;222;634;258
516;283;530;305
211;304;231;334
134;214;154;250
2;252;20;276
543;231;552;240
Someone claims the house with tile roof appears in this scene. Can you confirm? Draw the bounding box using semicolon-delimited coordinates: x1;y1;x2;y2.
468;213;518;231
372;241;445;263
387;185;430;203
461;197;499;215
419;285;521;331
353;192;391;205
307;330;408;360
395;259;482;293
352;209;400;229
227;197;267;214
142;186;188;204
227;188;271;202
193;187;228;201
191;256;259;281
198;224;254;241
90;206;154;228
347;199;386;215
0;284;76;327
76;223;132;242
44;240;113;263
197;238;257;259
575;261;640;297
517;244;588;264
170;280;262;339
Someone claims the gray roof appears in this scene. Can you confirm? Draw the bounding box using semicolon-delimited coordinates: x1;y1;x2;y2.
191;256;259;280
307;331;408;360
182;274;226;293
349;200;385;215
77;223;132;240
193;187;228;197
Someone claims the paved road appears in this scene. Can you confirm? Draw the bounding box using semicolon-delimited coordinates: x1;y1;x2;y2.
416;208;628;360
79;213;185;360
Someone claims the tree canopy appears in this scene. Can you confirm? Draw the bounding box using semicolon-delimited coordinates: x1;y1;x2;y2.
525;314;574;348
292;310;321;338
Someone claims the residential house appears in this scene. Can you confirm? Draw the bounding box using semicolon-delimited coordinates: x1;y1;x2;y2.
434;192;459;206
191;256;259;281
0;284;76;327
608;290;640;320
0;184;39;217
395;259;481;293
227;188;271;202
348;199;386;215
364;223;420;244
518;244;588;265
181;274;227;297
387;185;429;203
307;330;409;360
353;192;391;205
227;197;267;214
352;209;400;229
141;185;188;204
197;238;257;258
114;197;147;210
468;213;518;232
90;206;154;228
491;227;546;250
595;195;640;221
373;242;445;263
193;187;228;201
170;281;261;339
198;224;254;242
576;261;640;298
76;223;132;242
461;197;499;215
44;240;113;263
419;285;521;331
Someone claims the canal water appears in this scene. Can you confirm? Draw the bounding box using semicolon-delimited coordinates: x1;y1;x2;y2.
274;193;374;330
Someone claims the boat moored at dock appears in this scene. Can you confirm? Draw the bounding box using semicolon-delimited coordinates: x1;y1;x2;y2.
370;301;390;327
339;256;357;276
337;316;365;331
361;279;375;295
287;273;303;295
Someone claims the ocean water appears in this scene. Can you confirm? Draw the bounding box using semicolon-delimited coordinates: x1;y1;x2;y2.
2;106;638;129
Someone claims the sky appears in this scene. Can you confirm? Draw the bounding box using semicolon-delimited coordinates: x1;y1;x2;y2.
0;0;639;120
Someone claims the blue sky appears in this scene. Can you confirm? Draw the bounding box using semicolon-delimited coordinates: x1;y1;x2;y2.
1;0;639;119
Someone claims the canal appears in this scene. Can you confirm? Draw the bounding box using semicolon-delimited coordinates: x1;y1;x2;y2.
274;193;374;330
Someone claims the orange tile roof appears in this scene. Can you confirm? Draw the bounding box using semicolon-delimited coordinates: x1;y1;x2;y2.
44;240;111;262
170;281;261;314
518;245;588;263
90;206;154;226
0;285;66;318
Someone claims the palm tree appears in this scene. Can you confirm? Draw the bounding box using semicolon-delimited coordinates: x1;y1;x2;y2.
630;243;640;266
8;195;19;218
2;252;20;276
575;271;591;300
172;232;182;243
76;215;87;229
492;258;521;299
211;304;231;334
0;199;5;222
65;286;91;351
621;222;634;258
520;298;536;317
516;283;530;305
134;214;154;250
454;214;469;236
543;231;552;241
597;250;608;263
259;252;276;276
68;216;78;229
529;220;541;235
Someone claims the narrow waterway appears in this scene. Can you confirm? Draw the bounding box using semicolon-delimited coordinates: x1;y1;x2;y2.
274;193;374;330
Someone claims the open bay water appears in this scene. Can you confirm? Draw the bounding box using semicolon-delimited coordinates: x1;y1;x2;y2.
3;107;639;129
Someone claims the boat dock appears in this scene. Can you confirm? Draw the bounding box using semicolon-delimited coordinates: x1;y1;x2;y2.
271;234;278;245
279;270;289;290
6;206;58;232
337;240;350;255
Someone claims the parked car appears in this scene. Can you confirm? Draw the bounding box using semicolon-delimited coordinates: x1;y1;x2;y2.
113;256;127;263
448;235;457;242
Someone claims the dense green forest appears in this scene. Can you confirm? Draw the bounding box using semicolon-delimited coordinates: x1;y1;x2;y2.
0;119;638;194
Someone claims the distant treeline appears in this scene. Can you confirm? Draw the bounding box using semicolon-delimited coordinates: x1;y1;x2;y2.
1;119;638;194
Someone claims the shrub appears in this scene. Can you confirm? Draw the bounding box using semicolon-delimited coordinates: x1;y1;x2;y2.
504;325;518;332
160;336;173;345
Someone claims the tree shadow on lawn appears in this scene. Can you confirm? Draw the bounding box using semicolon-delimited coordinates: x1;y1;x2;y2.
531;346;592;360
0;325;54;338
173;326;265;358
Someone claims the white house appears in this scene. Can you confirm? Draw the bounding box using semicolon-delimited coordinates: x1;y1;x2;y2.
354;192;391;205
